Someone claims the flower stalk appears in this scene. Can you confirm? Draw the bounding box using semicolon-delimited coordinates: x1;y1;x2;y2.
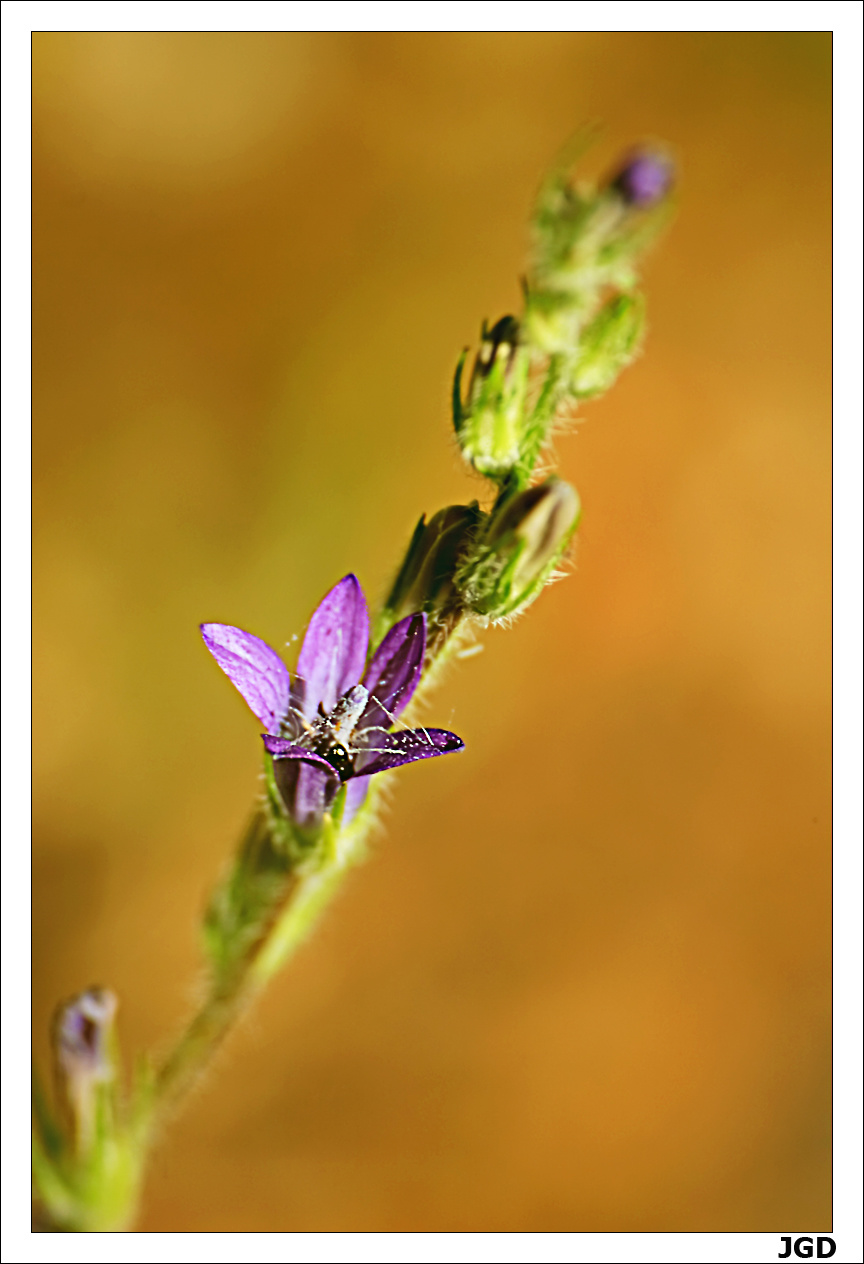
32;138;674;1232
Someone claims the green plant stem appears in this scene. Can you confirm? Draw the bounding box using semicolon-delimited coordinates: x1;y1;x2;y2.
154;977;257;1110
154;813;373;1114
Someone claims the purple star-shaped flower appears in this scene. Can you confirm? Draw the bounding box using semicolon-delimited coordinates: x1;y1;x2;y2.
201;575;464;831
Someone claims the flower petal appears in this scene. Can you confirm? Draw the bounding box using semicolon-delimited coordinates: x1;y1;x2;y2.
295;575;369;720
353;727;464;776
201;624;291;735
261;736;337;778
360;613;425;732
342;775;370;825
271;757;339;833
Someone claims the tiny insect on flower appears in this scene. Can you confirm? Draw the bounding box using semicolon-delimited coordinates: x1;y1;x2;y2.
201;575;464;830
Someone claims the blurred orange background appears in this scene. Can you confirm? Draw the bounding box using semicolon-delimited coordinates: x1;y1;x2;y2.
32;32;831;1232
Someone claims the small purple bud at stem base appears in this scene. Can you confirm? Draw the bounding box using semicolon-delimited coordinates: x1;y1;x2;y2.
53;987;119;1157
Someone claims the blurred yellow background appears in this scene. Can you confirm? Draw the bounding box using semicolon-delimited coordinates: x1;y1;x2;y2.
32;32;831;1232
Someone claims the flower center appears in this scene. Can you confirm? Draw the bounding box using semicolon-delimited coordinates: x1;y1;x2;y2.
310;738;353;780
307;683;370;780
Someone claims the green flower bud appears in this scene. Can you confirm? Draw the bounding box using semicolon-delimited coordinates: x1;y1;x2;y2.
568;292;644;399
453;316;530;480
522;287;582;358
382;502;484;626
458;477;581;620
524;143;673;367
531;188;626;304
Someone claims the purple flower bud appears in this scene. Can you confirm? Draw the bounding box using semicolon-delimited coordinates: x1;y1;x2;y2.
55;988;117;1083
610;149;674;208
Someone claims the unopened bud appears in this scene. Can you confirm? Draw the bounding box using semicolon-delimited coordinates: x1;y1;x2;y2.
36;988;146;1229
522;288;582;358
609;148;674;208
453;316;530;480
568;292;644;399
53;988;118;1156
384;502;484;624
459;478;581;620
56;988;117;1084
524;144;674;368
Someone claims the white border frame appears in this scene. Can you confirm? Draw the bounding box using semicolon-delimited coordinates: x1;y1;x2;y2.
5;6;860;1261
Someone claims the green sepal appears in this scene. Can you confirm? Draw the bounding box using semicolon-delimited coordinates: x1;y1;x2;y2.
568;291;645;400
262;749;294;853
32;1061;64;1161
381;513;428;623
32;1124;77;1229
456;334;530;482
451;349;468;434
511;353;567;487
327;782;348;832
457;478;581;620
376;502;484;641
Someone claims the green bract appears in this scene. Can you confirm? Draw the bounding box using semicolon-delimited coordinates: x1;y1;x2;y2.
458;478;581;621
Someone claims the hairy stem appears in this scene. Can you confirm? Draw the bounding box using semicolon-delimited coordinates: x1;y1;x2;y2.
154;805;375;1114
